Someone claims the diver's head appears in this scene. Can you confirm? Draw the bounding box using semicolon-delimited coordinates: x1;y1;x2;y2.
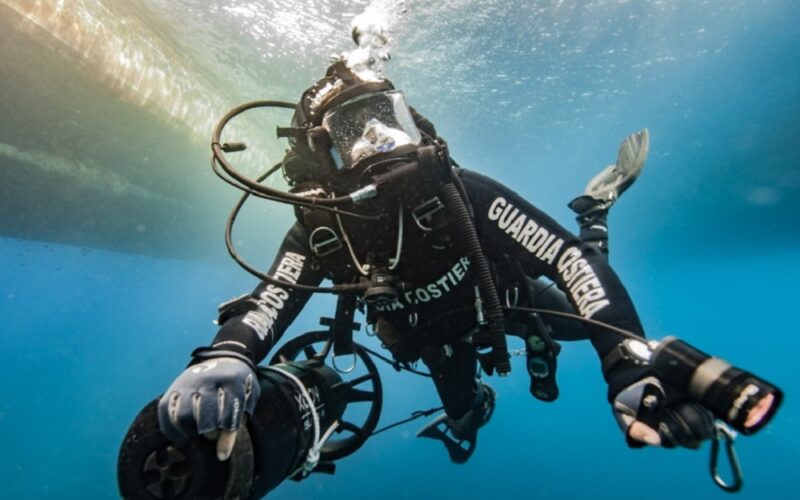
322;90;422;171
283;60;430;191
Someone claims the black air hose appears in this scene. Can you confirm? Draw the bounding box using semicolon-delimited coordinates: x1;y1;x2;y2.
440;183;511;375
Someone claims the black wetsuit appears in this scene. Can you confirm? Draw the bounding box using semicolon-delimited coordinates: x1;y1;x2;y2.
210;168;645;419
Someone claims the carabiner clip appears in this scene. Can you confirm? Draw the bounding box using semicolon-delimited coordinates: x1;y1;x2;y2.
709;421;743;493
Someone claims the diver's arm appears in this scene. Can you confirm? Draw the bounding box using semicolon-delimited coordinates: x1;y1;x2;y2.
459;169;716;447
158;223;324;459
459;169;644;363
211;222;325;365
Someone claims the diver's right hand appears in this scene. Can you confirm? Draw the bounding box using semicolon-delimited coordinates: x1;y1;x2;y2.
157;355;261;461
612;376;715;449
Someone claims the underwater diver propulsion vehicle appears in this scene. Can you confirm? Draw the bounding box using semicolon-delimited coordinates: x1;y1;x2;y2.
118;295;383;499
118;59;783;496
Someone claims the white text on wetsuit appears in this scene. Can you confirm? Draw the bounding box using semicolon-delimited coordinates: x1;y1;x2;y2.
372;256;471;311
242;252;306;341
556;246;611;318
488;197;564;265
488;196;610;318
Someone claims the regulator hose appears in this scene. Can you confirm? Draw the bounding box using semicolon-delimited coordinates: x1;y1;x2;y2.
440;183;510;375
210;100;353;207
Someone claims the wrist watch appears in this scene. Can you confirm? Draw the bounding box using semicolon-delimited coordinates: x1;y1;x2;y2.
602;338;655;377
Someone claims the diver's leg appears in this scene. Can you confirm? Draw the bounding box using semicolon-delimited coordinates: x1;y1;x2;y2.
569;129;650;256
568;196;611;255
420;341;484;419
528;278;589;342
416;341;495;464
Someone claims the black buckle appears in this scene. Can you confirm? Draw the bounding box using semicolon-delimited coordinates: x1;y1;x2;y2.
411;197;445;232
309;227;342;256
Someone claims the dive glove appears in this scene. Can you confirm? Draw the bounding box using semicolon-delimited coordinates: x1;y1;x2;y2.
612;376;715;449
157;352;261;461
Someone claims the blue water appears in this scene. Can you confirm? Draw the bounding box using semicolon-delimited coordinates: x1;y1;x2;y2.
2;240;797;498
1;0;799;498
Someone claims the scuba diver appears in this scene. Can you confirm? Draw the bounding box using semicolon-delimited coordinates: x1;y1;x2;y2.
164;79;710;456
131;18;781;499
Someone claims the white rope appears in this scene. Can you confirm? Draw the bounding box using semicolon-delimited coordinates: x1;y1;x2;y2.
264;365;340;478
296;420;340;477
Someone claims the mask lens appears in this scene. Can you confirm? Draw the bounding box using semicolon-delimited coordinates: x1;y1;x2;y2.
323;91;421;169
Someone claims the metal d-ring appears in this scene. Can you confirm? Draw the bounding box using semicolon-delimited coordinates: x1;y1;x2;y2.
332;351;358;374
309;226;342;257
709;421;743;493
505;286;519;307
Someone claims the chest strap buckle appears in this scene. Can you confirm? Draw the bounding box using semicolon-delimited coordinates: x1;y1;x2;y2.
411;197;445;232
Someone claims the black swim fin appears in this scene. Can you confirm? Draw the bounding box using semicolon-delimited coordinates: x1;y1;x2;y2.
416;413;477;464
416;384;495;464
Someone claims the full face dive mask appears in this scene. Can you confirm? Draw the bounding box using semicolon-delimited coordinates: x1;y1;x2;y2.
322;90;422;170
281;61;426;187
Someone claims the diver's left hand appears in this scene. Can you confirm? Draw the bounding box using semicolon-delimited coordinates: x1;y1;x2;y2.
612;376;715;448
